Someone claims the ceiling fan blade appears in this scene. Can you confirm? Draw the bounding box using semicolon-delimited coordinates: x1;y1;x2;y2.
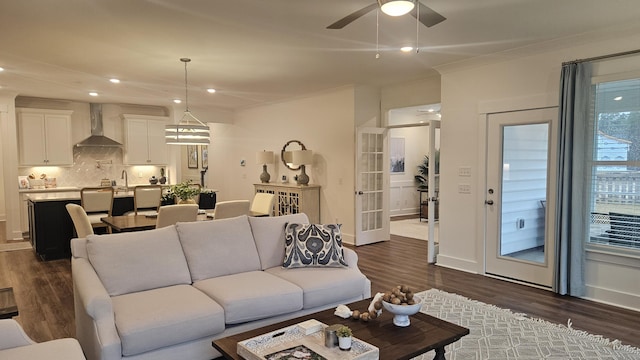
327;3;379;29
411;2;446;28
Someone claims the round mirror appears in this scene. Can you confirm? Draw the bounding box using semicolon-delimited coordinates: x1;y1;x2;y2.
281;140;307;170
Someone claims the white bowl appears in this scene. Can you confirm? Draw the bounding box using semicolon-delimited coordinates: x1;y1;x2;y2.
382;296;422;327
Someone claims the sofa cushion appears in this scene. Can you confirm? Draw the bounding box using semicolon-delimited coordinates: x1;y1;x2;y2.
111;284;225;356
283;223;347;268
193;271;303;324
266;266;367;309
249;213;310;270
87;226;191;296
176;215;262;281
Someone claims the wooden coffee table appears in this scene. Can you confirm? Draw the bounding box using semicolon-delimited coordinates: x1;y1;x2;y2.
0;287;19;319
212;298;468;360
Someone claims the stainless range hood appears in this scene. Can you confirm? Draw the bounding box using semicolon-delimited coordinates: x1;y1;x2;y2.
75;103;123;147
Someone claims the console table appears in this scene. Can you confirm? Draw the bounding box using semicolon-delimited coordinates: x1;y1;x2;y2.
254;183;320;223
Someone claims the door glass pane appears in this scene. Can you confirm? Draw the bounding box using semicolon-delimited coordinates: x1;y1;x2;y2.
500;123;549;264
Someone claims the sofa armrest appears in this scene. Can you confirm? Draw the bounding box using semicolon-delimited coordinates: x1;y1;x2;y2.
72;258;121;360
343;247;359;269
0;319;35;350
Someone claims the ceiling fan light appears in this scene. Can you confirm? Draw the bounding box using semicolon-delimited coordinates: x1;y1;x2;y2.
379;0;415;16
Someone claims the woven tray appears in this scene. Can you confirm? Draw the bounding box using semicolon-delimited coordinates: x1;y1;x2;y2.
237;321;379;360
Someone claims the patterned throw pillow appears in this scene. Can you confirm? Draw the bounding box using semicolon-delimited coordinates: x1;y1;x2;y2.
283;223;348;268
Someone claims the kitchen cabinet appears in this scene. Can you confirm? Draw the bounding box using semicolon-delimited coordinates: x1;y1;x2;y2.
254;183;321;223
16;108;73;166
122;114;169;165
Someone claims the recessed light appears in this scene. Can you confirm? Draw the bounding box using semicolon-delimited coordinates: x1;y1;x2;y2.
109;78;120;84
89;92;98;97
207;88;216;94
428;109;435;113
400;46;413;53
614;96;623;101
0;67;4;72
173;99;182;104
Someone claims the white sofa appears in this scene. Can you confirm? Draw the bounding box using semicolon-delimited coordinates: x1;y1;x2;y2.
71;213;371;360
0;319;86;359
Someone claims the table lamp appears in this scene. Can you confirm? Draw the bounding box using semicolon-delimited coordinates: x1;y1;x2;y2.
292;150;313;186
256;150;274;183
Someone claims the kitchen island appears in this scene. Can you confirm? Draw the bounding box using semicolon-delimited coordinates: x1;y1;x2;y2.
26;191;135;260
26;188;217;260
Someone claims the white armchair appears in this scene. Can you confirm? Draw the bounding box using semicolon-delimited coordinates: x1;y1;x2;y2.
0;319;86;359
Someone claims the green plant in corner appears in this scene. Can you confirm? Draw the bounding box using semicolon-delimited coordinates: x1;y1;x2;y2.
414;150;440;189
170;180;201;201
336;325;352;338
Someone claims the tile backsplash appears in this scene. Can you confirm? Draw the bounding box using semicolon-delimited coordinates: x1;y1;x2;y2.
19;147;168;188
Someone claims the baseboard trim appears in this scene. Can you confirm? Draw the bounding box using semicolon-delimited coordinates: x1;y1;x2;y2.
584;284;640;312
435;254;479;274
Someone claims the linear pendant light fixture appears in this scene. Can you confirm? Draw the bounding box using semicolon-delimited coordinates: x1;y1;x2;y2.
165;58;210;145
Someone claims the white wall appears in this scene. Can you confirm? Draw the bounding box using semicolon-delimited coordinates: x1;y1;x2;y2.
436;26;640;310
206;86;364;243
389;126;430;216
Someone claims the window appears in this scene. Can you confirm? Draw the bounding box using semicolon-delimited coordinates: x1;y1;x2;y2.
588;78;640;250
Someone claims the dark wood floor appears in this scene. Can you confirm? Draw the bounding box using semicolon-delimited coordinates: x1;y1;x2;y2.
1;222;639;349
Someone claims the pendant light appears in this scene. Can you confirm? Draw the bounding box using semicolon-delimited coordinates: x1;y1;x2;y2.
165;58;210;145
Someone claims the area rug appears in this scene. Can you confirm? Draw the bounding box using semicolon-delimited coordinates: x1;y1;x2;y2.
410;289;640;360
390;218;437;241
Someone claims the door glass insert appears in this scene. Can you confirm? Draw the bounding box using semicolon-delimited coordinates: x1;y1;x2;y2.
500;123;549;264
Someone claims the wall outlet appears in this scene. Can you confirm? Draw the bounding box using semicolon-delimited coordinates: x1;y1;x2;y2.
516;218;525;229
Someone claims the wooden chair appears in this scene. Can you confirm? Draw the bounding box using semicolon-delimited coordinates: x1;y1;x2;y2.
156;204;199;228
126;185;162;216
212;200;250;220
250;193;276;216
65;204;94;238
80;187;114;233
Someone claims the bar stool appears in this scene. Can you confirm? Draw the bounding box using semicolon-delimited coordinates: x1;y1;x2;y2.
80;187;114;234
126;185;162;216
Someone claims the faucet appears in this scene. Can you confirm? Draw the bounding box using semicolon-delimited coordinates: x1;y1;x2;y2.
121;170;128;192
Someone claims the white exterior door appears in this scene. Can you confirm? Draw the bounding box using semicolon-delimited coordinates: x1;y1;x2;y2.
485;107;558;287
355;127;389;245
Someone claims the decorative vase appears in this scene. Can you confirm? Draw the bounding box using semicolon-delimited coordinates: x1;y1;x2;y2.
178;198;196;205
159;176;167;184
338;336;351;351
149;176;158;184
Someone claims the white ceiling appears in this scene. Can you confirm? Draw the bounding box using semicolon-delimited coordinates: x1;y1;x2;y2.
1;0;640;116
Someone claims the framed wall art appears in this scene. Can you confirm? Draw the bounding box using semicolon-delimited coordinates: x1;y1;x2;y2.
390;137;405;174
187;145;198;169
201;145;208;168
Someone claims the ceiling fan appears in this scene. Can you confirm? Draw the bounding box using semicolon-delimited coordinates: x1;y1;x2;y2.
327;0;446;30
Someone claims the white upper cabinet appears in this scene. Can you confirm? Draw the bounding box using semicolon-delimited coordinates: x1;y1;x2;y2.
16;108;74;166
121;114;169;165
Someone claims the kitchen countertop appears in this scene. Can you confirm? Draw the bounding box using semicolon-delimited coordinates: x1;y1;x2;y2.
19;187;79;193
26;190;135;202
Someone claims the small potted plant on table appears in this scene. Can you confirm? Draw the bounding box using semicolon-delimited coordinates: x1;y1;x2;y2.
170;180;201;204
336;325;352;351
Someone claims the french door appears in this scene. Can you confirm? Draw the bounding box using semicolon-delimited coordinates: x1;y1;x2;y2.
485;107;557;287
355;127;389;245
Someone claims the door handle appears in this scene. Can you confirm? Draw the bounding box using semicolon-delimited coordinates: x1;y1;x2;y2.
355;191;364;195
485;200;494;205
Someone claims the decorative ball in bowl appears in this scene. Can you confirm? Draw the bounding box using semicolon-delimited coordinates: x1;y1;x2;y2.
382;296;422;327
